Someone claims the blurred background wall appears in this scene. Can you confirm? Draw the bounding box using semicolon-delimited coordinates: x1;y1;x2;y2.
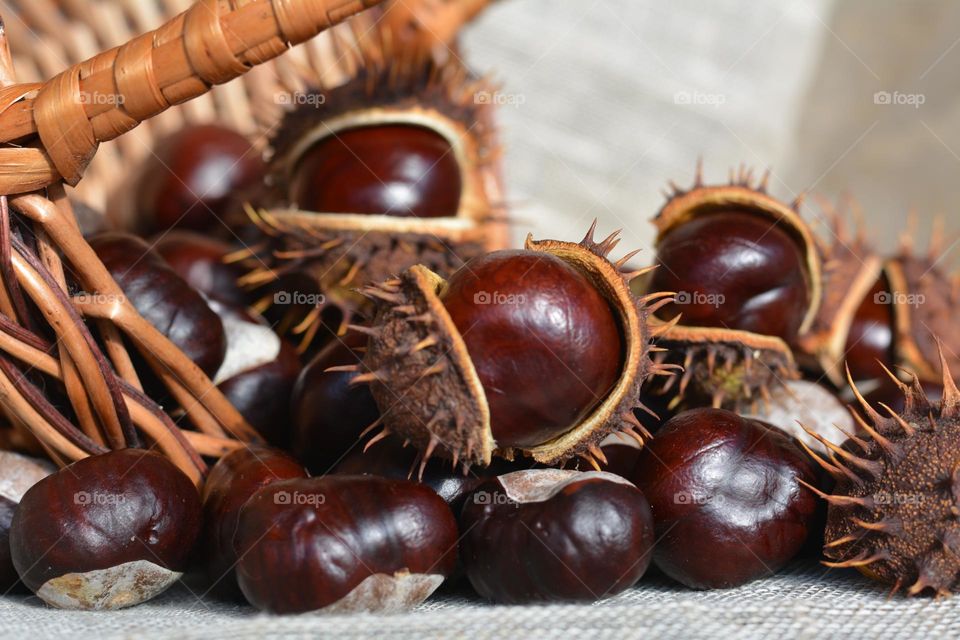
461;0;960;260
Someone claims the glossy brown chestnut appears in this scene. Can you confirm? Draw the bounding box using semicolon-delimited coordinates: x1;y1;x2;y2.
442;250;623;448
844;275;895;382
200;446;308;598
459;469;654;603
10;449;202;609
90;232;227;378
632;408;819;590
235;476;458;614
138;124;265;233
0;451;55;593
153;231;248;308
289;124;461;218
649;210;810;341
291;333;381;474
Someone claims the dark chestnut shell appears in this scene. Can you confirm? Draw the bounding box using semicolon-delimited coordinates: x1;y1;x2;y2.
235;475;458;613
459;469;654;603
632;408;819;589
361;225;666;468
442;249;623;449
153;231;248;308
199;446;307;599
10;450;202;593
236;34;507;349
89;232;227;378
817;356;960;597
641;166;821;409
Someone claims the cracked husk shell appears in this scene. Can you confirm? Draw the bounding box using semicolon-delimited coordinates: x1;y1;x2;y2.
239;38;507;345
641;166;822;408
361;225;666;468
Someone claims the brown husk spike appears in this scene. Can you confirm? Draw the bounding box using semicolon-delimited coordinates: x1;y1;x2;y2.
639;164;822;409
796;196;883;386
238;26;507;347
884;226;960;382
362;224;664;468
818;350;960;596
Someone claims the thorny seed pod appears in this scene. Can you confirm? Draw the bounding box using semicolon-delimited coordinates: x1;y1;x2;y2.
235;476;458;614
237;31;508;349
360;223;671;469
89;232;227;379
200;446;308;599
0;451;55;592
639;165;822;410
459;469;655;603
632;408;820;590
815;349;960;597
9;450;202;610
135;124;265;235
795;200;888;385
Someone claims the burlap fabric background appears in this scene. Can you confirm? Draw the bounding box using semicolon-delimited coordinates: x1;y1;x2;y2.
1;560;956;639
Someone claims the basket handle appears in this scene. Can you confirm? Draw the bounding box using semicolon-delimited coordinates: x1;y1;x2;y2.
0;0;383;195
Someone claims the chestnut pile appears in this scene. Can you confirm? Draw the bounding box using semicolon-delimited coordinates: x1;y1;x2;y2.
4;6;960;619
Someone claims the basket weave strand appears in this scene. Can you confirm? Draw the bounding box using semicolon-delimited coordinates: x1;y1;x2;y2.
0;0;382;194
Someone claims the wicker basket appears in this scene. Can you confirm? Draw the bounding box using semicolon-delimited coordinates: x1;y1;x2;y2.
0;0;390;485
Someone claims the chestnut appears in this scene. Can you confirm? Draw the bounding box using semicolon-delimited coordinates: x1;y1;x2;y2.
291;332;380;474
742;380;851;455
459;469;654;603
137;124;265;233
289;124;461;218
0;452;55;592
442;249;623;448
631;408;819;590
89;232;227;378
153;230;247;308
844;274;895;382
200;446;307;598
649;210;810;341
211;302;302;447
10;449;202;609
235;476;458;614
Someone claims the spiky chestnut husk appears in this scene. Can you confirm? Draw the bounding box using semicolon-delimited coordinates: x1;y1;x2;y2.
812;350;960;597
885;240;960;383
795;199;885;386
639;164;822;409
359;224;670;469
237;35;507;348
